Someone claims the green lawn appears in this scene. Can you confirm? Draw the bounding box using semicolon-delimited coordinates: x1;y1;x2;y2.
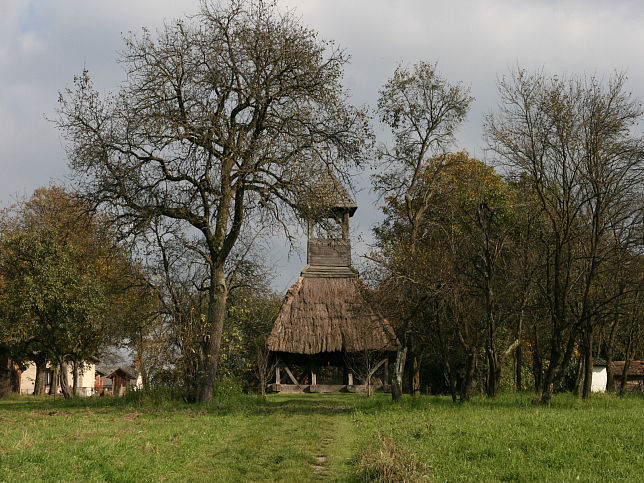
0;391;642;482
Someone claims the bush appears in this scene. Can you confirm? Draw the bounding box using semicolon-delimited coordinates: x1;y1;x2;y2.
212;376;244;398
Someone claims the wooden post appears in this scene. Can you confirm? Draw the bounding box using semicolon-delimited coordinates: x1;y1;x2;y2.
342;212;350;239
348;372;354;385
308;357;316;386
275;365;281;385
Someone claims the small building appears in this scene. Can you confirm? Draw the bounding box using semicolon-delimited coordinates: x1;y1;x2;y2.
591;358;607;392
96;366;139;396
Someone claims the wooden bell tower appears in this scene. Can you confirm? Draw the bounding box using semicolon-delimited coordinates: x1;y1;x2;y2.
302;170;357;279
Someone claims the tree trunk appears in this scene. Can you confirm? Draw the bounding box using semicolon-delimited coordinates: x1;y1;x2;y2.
605;354;615;392
410;350;420;396
444;360;457;403
460;350;477;402
0;345;11;397
539;342;560;404
33;356;47;396
514;307;524;392
515;344;523;391
57;357;72;399
72;359;79;396
198;263;228;402
486;348;501;397
540;327;577;404
574;354;585;396
531;323;543;394
605;316;619;392
49;365;59;395
619;359;631;397
581;333;593;399
554;332;577;389
392;346;407;402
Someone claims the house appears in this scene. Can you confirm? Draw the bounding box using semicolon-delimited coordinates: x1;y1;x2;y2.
592;359;644;392
19;362;96;396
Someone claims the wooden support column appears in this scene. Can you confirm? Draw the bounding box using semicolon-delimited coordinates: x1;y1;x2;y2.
275;359;281;385
341;212;350;239
347;372;354;385
308;357;316;386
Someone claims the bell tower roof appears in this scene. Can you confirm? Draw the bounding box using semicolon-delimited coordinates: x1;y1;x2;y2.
308;170;357;218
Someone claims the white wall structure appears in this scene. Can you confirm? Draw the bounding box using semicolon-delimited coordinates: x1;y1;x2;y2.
20;362;96;396
591;366;607;392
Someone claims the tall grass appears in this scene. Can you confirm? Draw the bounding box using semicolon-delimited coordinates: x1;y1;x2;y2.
0;391;641;481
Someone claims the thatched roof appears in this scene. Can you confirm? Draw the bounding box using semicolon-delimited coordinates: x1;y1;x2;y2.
267;276;400;354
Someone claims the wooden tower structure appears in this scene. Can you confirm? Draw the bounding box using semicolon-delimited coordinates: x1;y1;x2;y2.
267;171;399;393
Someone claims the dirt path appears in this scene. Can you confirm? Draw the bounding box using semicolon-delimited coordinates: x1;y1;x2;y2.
308;414;356;480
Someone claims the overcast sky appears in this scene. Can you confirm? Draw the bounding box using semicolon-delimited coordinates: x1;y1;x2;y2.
3;0;644;291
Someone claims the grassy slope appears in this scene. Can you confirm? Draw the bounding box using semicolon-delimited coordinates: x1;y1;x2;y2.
0;392;642;482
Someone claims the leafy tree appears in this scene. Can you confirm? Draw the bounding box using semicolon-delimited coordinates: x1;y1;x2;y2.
0;230;105;398
56;0;371;402
0;187;151;398
372;61;473;400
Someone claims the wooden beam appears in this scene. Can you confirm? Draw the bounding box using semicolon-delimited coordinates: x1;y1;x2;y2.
367;358;388;380
282;364;299;385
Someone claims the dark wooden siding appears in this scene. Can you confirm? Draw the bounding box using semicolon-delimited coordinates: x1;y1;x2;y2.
307;238;351;267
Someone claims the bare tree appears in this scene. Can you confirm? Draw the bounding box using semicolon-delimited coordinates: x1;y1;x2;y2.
486;68;644;402
56;0;371;401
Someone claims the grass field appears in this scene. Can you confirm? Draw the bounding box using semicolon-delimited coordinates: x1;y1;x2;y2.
0;391;642;482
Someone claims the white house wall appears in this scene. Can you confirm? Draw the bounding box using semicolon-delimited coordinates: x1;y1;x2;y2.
19;363;37;395
20;362;95;396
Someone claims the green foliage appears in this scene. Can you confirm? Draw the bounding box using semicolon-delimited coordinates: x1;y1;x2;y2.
0;187;153;400
0;229;107;356
218;289;280;389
